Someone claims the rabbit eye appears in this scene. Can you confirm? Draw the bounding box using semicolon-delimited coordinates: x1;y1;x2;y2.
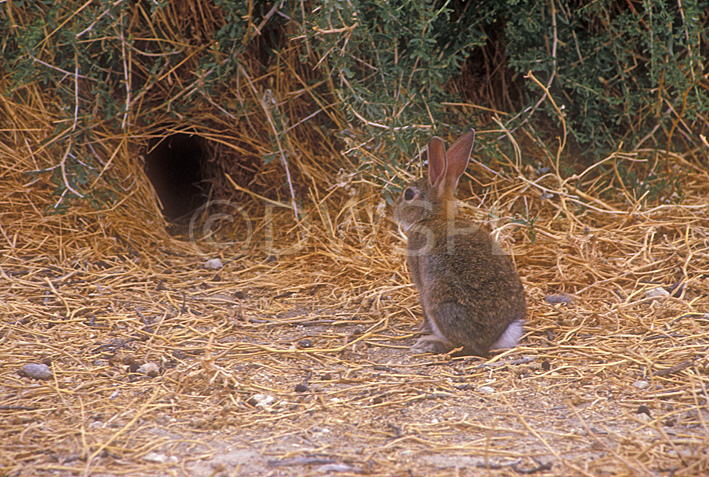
403;188;415;201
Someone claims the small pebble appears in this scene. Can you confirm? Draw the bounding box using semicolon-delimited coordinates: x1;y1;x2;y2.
541;360;551;371
203;258;223;270
20;363;52;380
636;405;651;417
142;452;177;464
297;339;313;349
545;294;573;305
247;393;275;408
294;383;309;393
645;287;669;298
632;380;650;389
478;386;495;395
317;464;355;473
137;362;160;377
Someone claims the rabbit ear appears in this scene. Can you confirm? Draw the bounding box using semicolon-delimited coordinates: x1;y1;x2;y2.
441;129;475;196
427;136;447;189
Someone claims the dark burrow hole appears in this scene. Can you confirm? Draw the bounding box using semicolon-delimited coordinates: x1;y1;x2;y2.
144;133;208;224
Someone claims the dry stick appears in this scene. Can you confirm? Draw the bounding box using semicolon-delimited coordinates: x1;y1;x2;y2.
214;316;389;360
245;0;285;43
690;381;709;437
119;9;131;130
76;0;126;38
524;71;566;173
78;396;89;460
225;173;291;209
654;360;693;377
441;102;508;116
90;136;126;188
83;386;161;477
679;224;694;298
277;51;338;127
491;116;523;173
49;361;70;408
506;0;558;135
517;144;651;219
238;65;299;222
29;56;88;80
56;51;85;204
37;0;95;48
43;276;71;318
516;174;621;220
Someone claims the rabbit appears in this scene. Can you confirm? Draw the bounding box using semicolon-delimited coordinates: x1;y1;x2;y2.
393;129;526;356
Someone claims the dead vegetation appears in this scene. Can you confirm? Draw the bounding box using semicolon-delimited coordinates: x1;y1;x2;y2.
3;87;709;475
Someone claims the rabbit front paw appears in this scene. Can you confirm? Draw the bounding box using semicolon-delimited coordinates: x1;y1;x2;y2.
411;335;453;354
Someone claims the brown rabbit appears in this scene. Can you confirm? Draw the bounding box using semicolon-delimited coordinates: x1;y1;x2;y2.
393;130;526;356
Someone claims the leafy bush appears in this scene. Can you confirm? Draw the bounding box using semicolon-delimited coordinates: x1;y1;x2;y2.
503;0;709;154
2;0;707;206
302;0;708;157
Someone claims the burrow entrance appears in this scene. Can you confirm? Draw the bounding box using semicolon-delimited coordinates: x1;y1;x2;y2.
144;133;209;223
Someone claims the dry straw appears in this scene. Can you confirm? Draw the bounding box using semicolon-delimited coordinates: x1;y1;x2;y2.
1;4;709;477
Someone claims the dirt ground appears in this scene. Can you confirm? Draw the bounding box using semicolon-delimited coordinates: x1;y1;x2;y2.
2;179;709;477
2;1;708;474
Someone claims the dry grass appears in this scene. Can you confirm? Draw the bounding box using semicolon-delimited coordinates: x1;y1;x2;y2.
2;5;709;475
3;95;709;476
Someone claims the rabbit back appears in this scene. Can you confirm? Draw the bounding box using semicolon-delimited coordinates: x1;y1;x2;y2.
406;217;526;355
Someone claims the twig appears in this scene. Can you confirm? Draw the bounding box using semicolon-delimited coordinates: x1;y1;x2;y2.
505;0;558;133
654;360;693;377
238;65;299;222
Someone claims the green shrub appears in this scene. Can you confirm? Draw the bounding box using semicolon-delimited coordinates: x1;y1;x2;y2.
2;0;706;206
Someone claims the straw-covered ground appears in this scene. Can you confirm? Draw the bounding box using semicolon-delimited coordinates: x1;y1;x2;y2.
3;109;709;477
2;37;709;477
